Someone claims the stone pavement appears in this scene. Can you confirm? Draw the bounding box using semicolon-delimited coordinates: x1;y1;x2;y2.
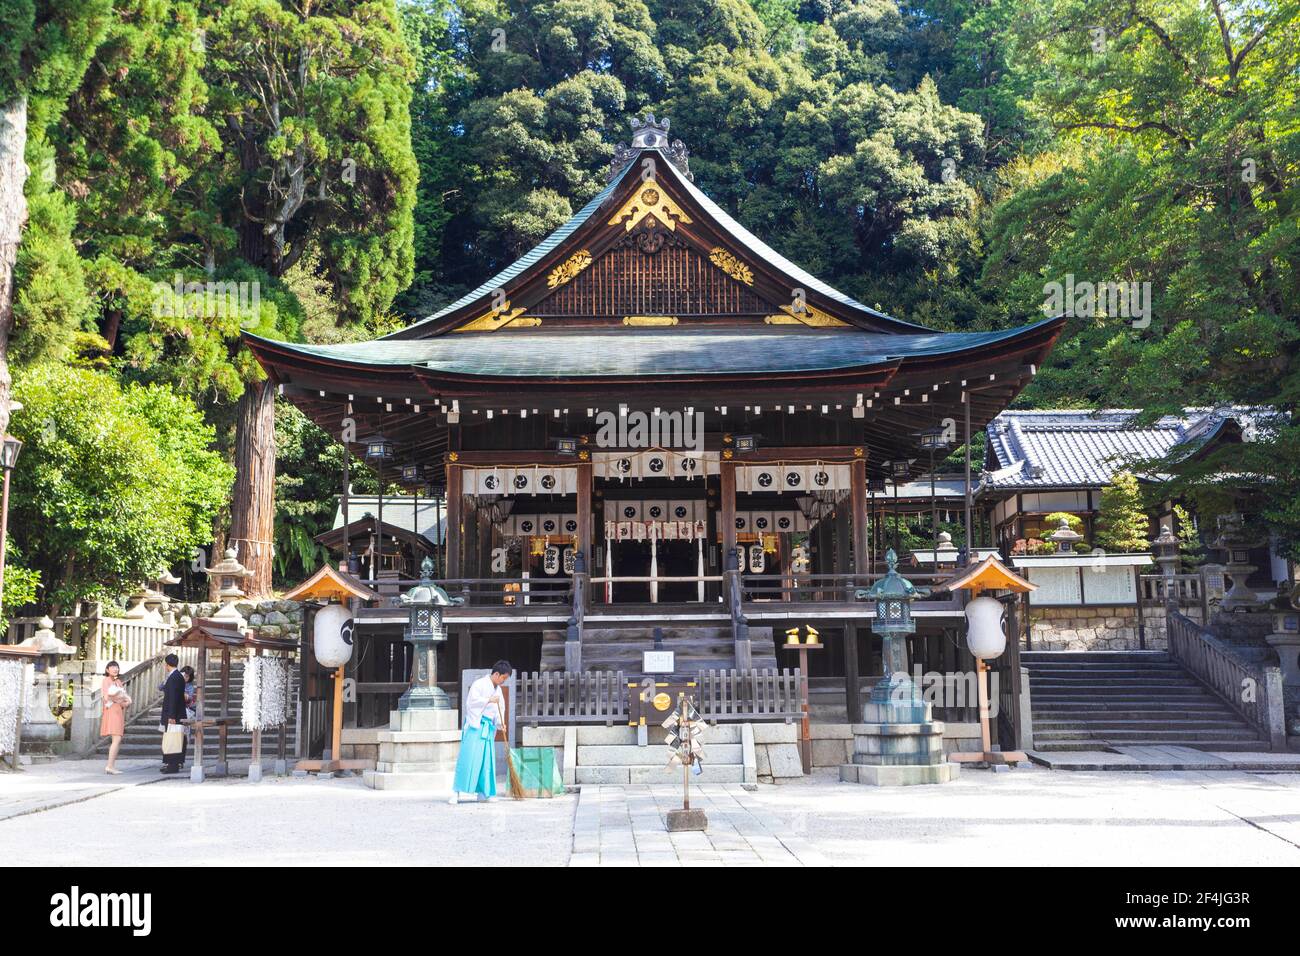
1029;746;1300;772
569;784;830;866
0;758;167;821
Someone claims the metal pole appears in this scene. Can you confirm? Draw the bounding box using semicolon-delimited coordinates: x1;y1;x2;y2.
929;449;938;560
0;466;10;605
964;390;973;559
342;446;350;570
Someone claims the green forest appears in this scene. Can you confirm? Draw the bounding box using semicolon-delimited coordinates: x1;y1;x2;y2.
0;0;1295;615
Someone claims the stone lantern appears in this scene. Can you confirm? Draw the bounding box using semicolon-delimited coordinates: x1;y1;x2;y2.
1151;524;1180;611
857;548;924;712
16;617;76;758
1212;513;1261;611
398;556;459;711
1047;517;1084;554
1265;585;1300;733
208;548;253;620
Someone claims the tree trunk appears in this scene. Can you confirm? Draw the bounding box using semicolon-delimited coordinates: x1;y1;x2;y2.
0;96;29;442
228;379;277;596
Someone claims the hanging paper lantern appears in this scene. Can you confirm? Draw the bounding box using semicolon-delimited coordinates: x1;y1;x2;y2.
313;603;354;669
562;547;576;574
749;544;766;573
965;595;1007;659
544;546;560;574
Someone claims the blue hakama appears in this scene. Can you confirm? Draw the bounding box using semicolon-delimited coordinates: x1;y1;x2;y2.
451;716;497;798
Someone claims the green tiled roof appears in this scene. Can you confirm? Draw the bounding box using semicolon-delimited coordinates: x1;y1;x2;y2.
253;323;1058;377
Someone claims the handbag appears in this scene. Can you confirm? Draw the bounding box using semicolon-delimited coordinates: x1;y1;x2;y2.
161;727;185;755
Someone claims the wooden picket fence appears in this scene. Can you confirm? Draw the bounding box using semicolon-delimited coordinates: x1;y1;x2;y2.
515;667;802;725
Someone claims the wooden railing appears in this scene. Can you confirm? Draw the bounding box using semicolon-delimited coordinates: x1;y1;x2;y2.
6;607;176;666
695;668;801;721
517;670;628;725
516;667;803;726
357;575;573;607
1167;611;1287;750
741;572;956;603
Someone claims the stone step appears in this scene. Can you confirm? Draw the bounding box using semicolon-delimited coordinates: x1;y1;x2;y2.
576;742;742;766
1035;719;1261;733
1022;651;1171;663
1035;739;1268;753
575;763;745;785
573;724;742;745
1035;728;1263;743
1031;688;1215;699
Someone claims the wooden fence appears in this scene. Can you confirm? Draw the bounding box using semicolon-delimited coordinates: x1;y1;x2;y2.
515;667;802;726
1167;611;1286;750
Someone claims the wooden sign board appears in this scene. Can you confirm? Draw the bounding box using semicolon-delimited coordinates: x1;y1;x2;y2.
627;680;696;727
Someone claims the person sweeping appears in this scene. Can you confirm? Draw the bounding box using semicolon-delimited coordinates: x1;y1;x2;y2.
448;660;512;804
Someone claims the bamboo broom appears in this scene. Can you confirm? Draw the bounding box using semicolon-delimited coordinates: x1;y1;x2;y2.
498;688;526;798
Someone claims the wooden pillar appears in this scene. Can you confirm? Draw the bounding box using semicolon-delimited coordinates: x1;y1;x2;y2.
445;463;462;578
720;459;737;561
460;629;475;686
579;463;595;572
850;458;868;580
844;623;861;722
834;506;851;591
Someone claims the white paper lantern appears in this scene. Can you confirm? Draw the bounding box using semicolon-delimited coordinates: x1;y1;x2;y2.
964;595;1006;659
313;603;354;668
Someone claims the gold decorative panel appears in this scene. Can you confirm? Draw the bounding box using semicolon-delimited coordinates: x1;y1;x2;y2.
547;250;593;289
764;303;849;327
708;247;754;285
455;305;528;332
622;316;679;326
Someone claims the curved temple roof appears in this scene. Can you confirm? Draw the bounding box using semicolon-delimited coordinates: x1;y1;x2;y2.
250;321;1062;379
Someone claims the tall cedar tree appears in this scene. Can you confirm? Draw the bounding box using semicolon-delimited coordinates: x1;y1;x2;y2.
201;0;418;593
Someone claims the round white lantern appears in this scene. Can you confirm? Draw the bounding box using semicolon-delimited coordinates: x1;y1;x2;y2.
313;603;354;668
964;595;1006;659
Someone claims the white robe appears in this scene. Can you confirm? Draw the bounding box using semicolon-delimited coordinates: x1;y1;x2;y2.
463;674;502;730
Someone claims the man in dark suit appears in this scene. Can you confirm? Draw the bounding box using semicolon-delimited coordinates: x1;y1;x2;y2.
160;653;187;774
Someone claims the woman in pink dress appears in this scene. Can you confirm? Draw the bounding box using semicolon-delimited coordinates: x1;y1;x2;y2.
100;661;130;774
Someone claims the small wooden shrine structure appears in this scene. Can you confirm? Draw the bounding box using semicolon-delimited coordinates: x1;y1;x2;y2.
165;620;296;782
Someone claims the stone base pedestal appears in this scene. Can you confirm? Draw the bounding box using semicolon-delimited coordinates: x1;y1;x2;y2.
361;709;462;793
839;700;959;787
666;808;708;831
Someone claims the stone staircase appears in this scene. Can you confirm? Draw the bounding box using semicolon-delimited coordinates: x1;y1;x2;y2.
571;724;750;784
95;662;298;761
1024;651;1268;752
541;626;776;677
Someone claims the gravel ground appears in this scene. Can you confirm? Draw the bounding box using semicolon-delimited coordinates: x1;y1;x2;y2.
2;759;1297;866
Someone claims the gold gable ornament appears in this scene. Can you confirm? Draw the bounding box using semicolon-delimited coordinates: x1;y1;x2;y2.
607;181;693;232
455;305;537;332
764;302;849;328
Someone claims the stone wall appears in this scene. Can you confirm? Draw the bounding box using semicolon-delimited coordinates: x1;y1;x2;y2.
1026;605;1206;651
173;599;305;643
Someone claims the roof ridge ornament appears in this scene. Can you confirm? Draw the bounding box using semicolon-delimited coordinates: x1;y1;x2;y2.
608;113;693;182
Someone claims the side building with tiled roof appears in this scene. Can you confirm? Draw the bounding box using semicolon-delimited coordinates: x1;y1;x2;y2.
977;407;1288;590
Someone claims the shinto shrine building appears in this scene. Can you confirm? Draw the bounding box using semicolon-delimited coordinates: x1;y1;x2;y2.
245;117;1064;724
